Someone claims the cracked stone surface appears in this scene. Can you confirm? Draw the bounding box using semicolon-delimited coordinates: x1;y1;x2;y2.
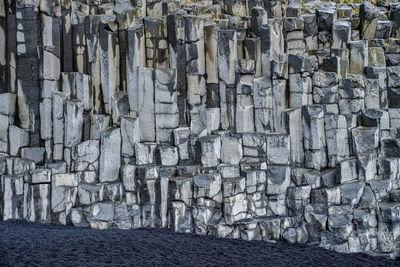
1;0;400;260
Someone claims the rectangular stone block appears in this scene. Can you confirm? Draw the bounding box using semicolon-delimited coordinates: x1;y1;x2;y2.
135;142;157;165
120;116;140;158
336;159;358;184
24;169;51;184
221;134;243;165
266;134;290;165
9;125;29;157
200;135;221;168
1;174;24;220
72;140;100;172
23;183;51;223
99;128;121;183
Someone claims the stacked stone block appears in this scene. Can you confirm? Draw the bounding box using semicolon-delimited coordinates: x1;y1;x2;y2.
1;0;400;259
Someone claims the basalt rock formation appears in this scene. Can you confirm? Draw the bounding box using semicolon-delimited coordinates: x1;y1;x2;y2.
1;0;400;258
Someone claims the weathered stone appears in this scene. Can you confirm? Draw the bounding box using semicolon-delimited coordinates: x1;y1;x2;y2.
9;126;29;157
0;93;16;116
200;135;221;168
21;147;45;164
157;146;179;166
266;165;290;195
111;91;130;126
173;127;190;162
352;127;378;154
1;174;24;220
64;100;83;148
266;134;290;165
137;165;161;228
192;173;222;234
1;0;400;257
135;142;157;165
221;135;243;165
99;128;121;183
72;140;100;172
24;169;51;184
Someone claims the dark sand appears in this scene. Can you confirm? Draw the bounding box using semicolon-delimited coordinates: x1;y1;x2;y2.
0;220;398;267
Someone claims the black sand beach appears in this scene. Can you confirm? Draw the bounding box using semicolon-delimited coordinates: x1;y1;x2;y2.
0;220;398;267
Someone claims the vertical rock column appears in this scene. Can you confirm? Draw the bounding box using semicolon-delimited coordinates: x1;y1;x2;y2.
235;59;255;133
144;17;169;68
218;29;237;131
390;3;400;38
136;66;155;142
138;165;161;228
186;15;206;137
169;176;193;232
288;69;312;109
330;20;351;79
192;173;222;235
154;68;179;144
303;13;318;54
387;66;400;109
99;127;121;183
63;72;92;139
0;0;7;93
99;16;120;114
246;169;268;218
64;100;83;171
120;116;140;162
284;12;305;55
312;71;339;116
121;163;141;228
302;105;327;170
1;174;24;220
222;176;247;229
126;22;146;116
282;108;303;166
6;0;17;94
168;10;187;125
52;91;68;160
39;46;61;161
253;77;273;133
16;2;41;146
365;66;387;110
51;173;78;225
0;93;16;153
325;114;350;168
204;22;220;108
86;15;102;113
71;1;88;73
173;127;190;164
338;76;365;115
61;0;73;72
23;169;51;223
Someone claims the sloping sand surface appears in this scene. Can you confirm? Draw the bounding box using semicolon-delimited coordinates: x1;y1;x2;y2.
0;220;398;266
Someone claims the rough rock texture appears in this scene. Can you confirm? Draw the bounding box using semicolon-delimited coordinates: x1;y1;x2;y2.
1;0;400;259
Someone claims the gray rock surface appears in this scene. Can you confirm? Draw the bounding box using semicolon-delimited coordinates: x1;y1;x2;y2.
1;0;400;259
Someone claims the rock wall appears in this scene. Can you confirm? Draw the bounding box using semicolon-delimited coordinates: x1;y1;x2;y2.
1;0;400;258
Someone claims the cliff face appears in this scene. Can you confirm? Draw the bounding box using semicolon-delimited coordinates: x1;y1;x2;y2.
0;0;400;258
